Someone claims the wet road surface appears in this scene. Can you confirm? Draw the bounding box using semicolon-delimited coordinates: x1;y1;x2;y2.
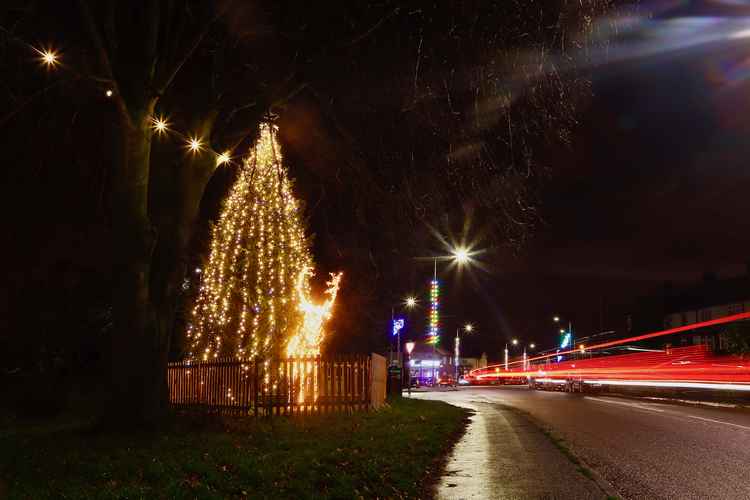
413;386;750;499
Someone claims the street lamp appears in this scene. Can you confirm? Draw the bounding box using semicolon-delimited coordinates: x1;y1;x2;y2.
453;247;470;265
455;323;474;382
405;341;416;395
391;296;418;368
504;338;518;371
424;247;477;384
506;339;534;371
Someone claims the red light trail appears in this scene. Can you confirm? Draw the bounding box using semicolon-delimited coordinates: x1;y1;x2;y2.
468;312;750;390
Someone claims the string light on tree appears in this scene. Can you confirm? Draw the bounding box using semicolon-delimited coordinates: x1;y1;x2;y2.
151;115;169;136
36;47;59;68
20;41;255;173
216;151;231;166
187;124;342;362
187;136;203;154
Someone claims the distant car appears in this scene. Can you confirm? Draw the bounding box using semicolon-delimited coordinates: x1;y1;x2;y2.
437;376;456;386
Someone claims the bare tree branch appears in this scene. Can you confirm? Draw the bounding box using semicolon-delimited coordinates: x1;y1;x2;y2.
77;0;115;82
344;6;401;47
154;0;235;96
0;77;73;129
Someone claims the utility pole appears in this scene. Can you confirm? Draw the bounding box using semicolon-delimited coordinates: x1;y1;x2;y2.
455;328;460;381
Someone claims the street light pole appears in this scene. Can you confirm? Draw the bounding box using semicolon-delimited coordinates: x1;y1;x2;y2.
454;323;473;382
391;306;401;363
455;327;460;381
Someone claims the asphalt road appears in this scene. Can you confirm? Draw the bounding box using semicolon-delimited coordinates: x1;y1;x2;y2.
413;386;750;499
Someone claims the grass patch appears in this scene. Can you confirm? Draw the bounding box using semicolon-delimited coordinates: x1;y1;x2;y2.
0;398;468;499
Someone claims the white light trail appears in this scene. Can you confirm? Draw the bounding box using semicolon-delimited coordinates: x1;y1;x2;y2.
582;380;750;392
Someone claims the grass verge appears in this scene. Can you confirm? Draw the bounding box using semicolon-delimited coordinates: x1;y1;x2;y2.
0;398;468;499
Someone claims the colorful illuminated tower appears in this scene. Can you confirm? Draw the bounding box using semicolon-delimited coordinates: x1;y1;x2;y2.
428;260;439;344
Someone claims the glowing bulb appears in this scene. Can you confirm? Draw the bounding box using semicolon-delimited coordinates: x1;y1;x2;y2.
464;323;473;333
216;151;231;166
512;339;518;346
453;247;470;264
187;136;203;154
151;115;169;135
105;89;113;98
530;343;536;349
405;296;417;309
38;48;59;68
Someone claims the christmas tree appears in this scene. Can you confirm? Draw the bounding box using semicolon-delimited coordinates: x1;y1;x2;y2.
187;124;340;361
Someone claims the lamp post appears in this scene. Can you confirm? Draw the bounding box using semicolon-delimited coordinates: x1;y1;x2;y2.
425;246;473;385
392;296;418;368
526;343;536;371
504;338;518;371
405;341;416;395
506;338;536;371
455;323;473;382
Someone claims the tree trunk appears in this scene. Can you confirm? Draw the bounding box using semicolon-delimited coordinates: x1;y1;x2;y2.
106;100;165;427
149;150;218;373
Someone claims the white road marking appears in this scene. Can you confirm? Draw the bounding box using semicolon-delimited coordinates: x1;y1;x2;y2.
686;415;750;431
586;396;750;431
585;396;665;413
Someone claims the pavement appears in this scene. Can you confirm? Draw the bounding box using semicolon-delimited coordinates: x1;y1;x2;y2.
412;386;750;499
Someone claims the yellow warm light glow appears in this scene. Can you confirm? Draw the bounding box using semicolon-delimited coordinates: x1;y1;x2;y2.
151;115;169;135
216;151;231;166
105;89;113;98
286;268;343;358
187;136;203;153
38;48;59;68
286;268;342;357
405;296;417;309
453;247;470;264
187;124;342;366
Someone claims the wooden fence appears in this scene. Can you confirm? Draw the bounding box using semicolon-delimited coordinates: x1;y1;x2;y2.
168;355;372;416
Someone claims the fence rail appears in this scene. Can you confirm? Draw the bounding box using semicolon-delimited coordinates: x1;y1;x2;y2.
168;355;372;416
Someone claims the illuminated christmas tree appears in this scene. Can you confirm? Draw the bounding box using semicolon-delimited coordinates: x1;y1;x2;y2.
187;124;341;361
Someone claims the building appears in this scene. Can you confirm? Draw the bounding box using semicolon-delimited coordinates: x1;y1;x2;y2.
404;340;483;384
627;266;750;350
662;271;750;350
